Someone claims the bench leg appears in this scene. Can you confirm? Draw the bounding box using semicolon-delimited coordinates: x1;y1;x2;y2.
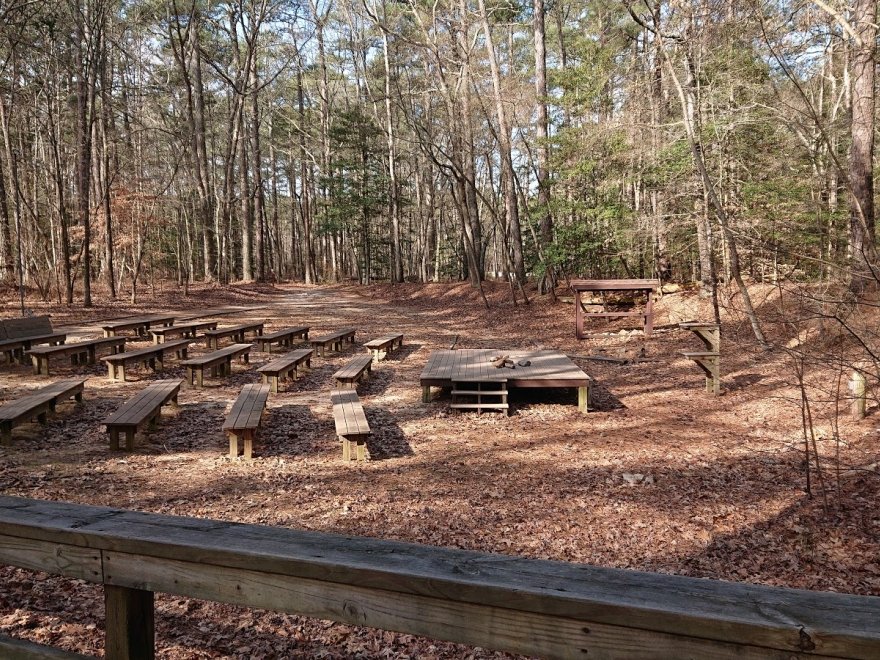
355;438;366;462
242;353;249;364
196;369;204;388
88;346;97;363
578;385;590;414
105;584;155;660
109;428;120;451
74;390;83;403
1;423;12;446
108;364;116;381
243;429;254;460
270;376;278;394
341;435;351;461
125;429;135;451
228;431;239;458
155;356;164;372
422;386;431;403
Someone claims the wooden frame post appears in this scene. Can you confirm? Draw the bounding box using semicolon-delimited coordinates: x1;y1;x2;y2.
851;369;867;420
105;584;155;660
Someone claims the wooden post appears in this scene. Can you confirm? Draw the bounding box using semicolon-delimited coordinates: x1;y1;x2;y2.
575;289;584;339
851;369;867;420
422;386;431;403
578;385;589;414
644;290;654;336
105;584;154;660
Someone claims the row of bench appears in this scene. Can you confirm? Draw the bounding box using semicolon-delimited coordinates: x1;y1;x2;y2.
1;328;403;461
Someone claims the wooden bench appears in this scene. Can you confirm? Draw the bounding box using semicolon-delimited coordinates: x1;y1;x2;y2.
0;378;86;445
101;314;176;338
204;321;265;349
0;315;67;363
255;326;309;353
680;322;720;395
257;348;313;393
26;337;126;376
223;383;270;459
331;389;370;461
150;320;218;344
102;379;182;451
333;354;373;390
364;332;404;362
101;339;191;381
309;328;356;356
180;343;252;388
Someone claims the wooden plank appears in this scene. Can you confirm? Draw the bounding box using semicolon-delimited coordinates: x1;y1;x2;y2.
0;534;102;581
2;498;880;658
0;635;94;660
99;550;831;660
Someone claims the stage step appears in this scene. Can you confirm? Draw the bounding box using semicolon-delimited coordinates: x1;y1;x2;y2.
450;379;509;414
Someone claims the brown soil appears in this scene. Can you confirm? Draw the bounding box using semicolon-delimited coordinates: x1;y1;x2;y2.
0;280;878;658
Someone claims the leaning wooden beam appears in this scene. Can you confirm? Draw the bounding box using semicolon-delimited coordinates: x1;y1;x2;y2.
0;496;878;660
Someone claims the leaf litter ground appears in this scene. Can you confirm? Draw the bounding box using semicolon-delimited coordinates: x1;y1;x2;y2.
0;281;878;658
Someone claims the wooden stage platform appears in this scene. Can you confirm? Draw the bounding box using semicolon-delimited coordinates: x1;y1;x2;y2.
420;349;590;413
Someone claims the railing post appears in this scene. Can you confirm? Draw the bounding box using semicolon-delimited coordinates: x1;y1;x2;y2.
105;585;155;660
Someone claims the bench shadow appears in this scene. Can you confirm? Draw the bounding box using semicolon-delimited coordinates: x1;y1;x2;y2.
357;368;393;397
261;404;322;458
381;342;422;363
364;406;413;459
585;381;625;411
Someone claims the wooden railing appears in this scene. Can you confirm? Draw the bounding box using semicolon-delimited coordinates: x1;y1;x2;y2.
0;496;878;660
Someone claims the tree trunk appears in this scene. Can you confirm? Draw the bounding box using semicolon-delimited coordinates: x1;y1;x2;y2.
848;0;876;290
534;0;554;295
477;0;526;283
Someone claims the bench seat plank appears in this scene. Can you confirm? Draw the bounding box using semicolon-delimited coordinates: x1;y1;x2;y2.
102;314;176;338
255;326;309;353
180;344;252;388
333;355;373;389
330;389;370;461
26;337;126;376
150;321;218;344
309;328;356;357
203;322;265;349
0;378;86;445
364;332;404;362
222;383;270;459
103;380;182;451
101;339;191;381
256;348;313;393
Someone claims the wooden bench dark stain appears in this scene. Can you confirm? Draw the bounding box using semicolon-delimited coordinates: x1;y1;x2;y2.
333;354;373;390
364;332;404;362
101;339;191;381
223;383;270;459
255;326;309;353
203;321;265;349
257;348;313;393
309;328;356;356
180;343;252;388
149;320;218;344
0;379;86;445
0;315;67;363
101;314;176;338
330;389;370;461
26;337;126;376
102;379;182;451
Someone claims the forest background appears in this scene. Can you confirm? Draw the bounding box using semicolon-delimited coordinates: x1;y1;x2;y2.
0;0;877;332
